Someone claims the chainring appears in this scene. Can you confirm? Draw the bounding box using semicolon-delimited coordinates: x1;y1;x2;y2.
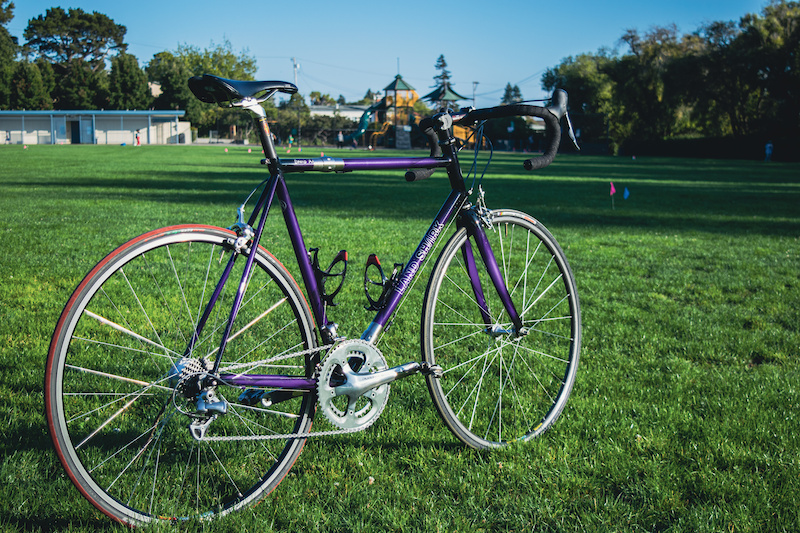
317;339;390;430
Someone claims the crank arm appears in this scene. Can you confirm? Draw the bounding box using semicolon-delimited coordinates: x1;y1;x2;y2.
334;361;442;400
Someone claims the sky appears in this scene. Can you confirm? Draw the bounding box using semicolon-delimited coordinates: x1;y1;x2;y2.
7;0;770;108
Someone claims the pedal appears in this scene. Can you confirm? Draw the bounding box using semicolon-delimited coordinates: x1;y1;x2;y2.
420;362;444;379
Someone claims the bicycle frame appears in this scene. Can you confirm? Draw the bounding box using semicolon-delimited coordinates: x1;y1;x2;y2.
192;105;523;391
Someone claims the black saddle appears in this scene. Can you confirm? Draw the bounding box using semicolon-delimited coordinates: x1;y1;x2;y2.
188;74;297;105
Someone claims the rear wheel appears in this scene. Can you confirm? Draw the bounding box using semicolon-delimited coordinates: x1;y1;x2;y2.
45;225;316;526
422;210;580;449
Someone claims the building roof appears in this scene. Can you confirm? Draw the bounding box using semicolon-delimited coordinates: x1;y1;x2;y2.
0;110;185;118
383;74;415;92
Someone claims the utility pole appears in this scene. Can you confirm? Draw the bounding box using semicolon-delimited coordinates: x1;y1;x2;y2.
473;81;479;108
291;57;299;86
291;58;301;148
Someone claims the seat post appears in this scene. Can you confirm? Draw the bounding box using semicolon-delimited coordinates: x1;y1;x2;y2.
242;99;280;171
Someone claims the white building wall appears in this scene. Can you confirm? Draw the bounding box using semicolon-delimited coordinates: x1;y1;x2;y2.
1;112;189;145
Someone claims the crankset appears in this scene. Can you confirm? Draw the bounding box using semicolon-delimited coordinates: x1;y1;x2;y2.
317;340;390;430
316;339;443;431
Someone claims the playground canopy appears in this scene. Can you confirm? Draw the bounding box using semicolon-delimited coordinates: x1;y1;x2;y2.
423;82;468;107
383;74;415;92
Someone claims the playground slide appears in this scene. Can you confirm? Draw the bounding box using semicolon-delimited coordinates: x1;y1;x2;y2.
344;98;387;141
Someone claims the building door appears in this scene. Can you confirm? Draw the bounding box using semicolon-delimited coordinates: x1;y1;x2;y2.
70;121;80;144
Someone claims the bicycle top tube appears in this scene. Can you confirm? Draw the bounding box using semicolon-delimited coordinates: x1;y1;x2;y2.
277;156;451;174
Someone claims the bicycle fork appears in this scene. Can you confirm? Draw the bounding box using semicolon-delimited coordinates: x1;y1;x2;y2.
459;207;526;337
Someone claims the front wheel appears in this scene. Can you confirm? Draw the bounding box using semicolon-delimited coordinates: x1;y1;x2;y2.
421;210;580;449
45;225;317;526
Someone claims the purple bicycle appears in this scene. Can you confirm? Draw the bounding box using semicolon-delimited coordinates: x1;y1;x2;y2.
45;74;581;526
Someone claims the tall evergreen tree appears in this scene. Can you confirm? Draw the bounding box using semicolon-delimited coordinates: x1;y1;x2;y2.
0;0;18;109
56;58;108;109
433;54;451;87
36;57;55;101
109;52;151;109
501;83;523;104
9;60;51;109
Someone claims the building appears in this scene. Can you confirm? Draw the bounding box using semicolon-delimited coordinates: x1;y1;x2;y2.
309;103;371;121
0;109;190;145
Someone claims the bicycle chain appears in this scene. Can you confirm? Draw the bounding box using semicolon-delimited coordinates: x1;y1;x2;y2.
217;342;334;373
200;423;372;442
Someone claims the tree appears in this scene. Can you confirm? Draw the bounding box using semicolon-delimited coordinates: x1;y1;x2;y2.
309;91;336;106
737;1;800;136
36;57;55;101
539;1;800;152
542;51;621;147
433;54;451;87
542;51;616;113
177;39;256;80
612;25;685;140
9;60;51;109
23;7;126;73
356;89;377;104
149;41;259;136
147;50;206;132
0;0;12;25
679;20;755;136
109;52;151;109
56;58;108;109
501;83;523;104
147;51;192;109
22;7;127;109
0;0;18;108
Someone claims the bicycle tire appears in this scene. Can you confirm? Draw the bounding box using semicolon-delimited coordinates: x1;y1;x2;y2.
421;210;580;449
45;225;316;526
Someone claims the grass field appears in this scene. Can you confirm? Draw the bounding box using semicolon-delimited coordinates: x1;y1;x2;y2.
0;144;798;532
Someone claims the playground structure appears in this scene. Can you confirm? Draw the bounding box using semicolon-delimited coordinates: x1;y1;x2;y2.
368;121;391;147
423;81;475;148
345;74;421;148
344;74;477;149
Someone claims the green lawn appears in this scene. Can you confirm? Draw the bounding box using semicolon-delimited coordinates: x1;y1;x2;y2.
1;144;798;532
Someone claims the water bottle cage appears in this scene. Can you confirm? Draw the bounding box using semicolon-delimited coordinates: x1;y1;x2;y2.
364;254;404;311
309;248;348;306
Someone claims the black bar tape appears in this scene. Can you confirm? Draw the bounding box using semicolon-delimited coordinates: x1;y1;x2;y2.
457;90;567;171
405;120;442;182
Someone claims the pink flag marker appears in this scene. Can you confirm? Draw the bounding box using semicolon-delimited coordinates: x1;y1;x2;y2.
610;181;616;210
